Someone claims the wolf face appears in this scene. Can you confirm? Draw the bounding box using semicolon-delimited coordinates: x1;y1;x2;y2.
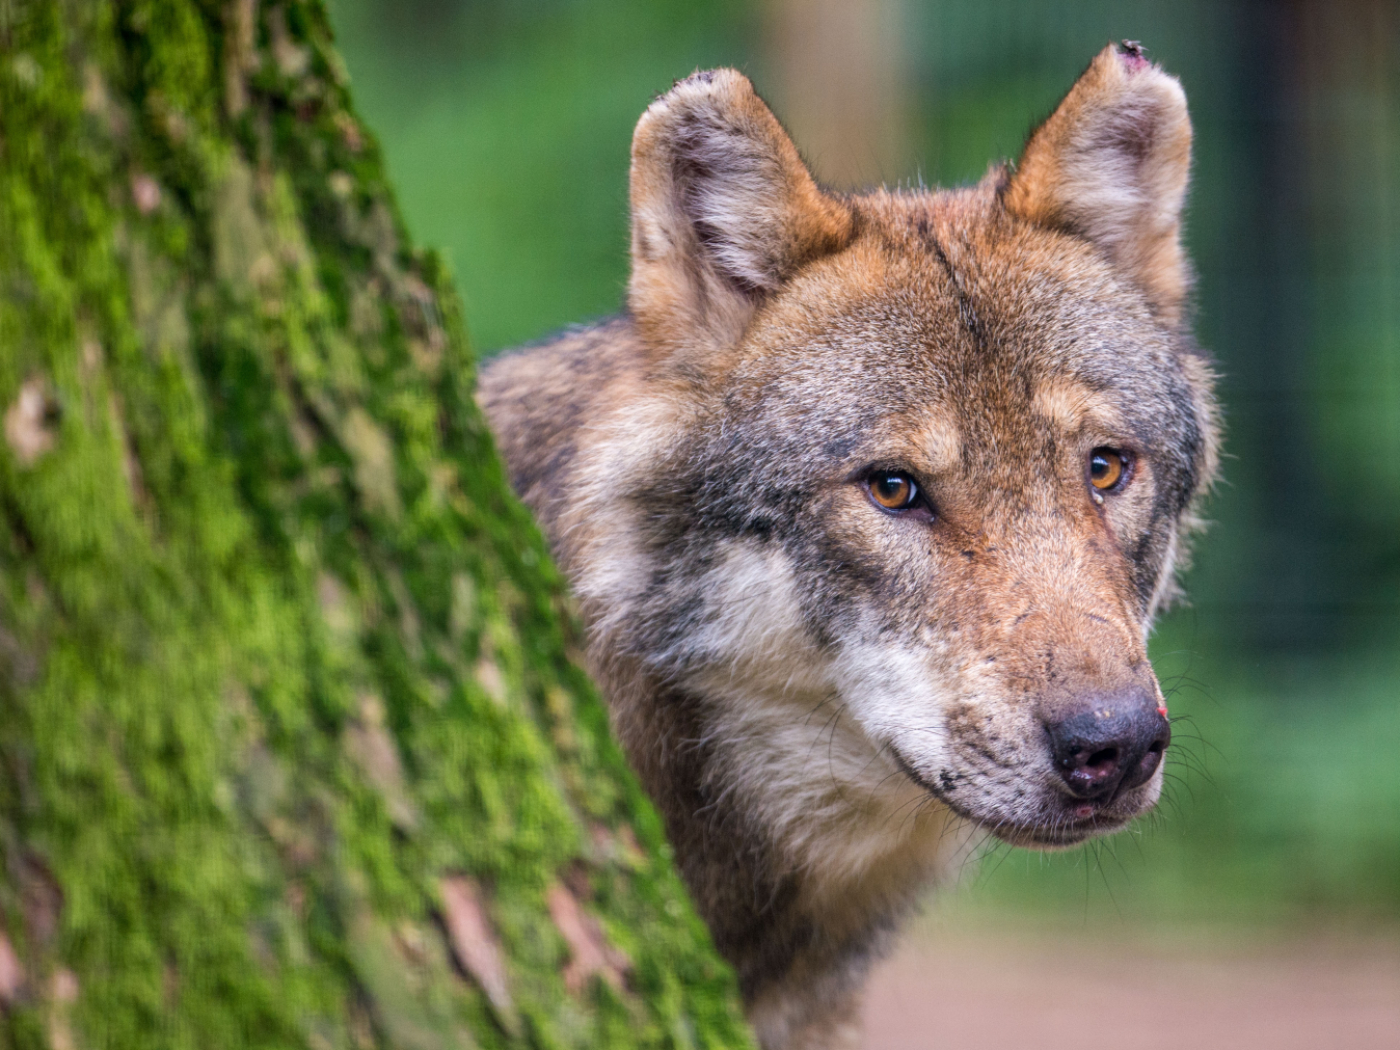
632;215;1210;853
481;43;1218;1050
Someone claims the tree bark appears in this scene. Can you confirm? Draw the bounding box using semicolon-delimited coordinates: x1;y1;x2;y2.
0;2;751;1048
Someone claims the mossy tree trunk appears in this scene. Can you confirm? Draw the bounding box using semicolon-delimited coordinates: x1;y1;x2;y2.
0;3;751;1048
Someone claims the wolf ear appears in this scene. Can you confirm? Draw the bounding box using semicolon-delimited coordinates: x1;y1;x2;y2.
628;69;854;362
1004;44;1193;327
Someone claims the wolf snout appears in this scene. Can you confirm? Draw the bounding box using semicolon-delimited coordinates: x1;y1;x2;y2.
1045;695;1170;800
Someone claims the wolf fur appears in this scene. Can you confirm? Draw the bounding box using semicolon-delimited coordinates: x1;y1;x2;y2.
479;44;1219;1050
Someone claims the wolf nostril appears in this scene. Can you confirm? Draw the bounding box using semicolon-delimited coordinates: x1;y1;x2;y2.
1126;726;1171;790
1047;697;1169;800
1055;742;1123;796
1085;746;1119;771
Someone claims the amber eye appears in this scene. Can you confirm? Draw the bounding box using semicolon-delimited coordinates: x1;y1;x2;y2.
869;471;919;510
1089;448;1128;491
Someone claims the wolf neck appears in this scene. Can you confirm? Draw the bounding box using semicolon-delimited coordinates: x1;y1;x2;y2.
696;669;976;895
614;658;977;1014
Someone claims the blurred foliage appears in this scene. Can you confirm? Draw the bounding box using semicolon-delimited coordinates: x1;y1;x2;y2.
325;0;1400;922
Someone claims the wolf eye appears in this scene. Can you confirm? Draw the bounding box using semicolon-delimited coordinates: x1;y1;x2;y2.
868;471;920;511
1089;448;1129;492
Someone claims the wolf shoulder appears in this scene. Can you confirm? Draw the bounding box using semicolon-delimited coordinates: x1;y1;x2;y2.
476;315;645;541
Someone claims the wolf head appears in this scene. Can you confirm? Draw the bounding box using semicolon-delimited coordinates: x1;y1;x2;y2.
568;46;1217;873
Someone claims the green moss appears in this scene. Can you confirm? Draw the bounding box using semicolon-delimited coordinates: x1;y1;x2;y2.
0;2;753;1048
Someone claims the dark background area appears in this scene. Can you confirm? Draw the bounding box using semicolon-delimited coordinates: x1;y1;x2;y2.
324;0;1400;926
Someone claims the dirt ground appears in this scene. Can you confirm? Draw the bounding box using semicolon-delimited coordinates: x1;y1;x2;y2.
862;926;1400;1050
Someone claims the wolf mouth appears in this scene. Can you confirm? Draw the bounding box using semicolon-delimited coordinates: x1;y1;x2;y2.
887;746;1138;849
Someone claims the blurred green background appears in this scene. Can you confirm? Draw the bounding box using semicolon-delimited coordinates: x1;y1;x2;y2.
325;0;1400;928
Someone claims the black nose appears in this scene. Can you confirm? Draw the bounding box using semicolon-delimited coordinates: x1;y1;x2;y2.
1046;697;1170;800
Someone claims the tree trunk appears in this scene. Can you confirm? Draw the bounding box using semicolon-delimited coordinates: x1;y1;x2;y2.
764;0;911;190
0;3;751;1048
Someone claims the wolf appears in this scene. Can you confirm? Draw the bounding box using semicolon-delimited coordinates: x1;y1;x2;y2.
479;42;1219;1050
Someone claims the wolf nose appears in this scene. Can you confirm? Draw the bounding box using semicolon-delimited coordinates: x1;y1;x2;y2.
1046;698;1170;799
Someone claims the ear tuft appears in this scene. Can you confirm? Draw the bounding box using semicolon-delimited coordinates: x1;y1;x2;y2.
628;69;853;361
1004;44;1193;326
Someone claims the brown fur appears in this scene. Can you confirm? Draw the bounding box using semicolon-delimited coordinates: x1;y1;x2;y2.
480;45;1218;1050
